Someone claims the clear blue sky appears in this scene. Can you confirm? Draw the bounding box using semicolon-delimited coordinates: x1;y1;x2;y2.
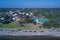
0;0;60;8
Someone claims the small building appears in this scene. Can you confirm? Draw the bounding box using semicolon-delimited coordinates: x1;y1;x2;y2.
9;11;13;15
26;13;29;16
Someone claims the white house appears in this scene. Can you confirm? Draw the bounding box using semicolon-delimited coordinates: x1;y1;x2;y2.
26;13;29;16
9;11;13;15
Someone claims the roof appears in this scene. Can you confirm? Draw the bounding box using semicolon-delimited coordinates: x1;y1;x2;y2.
32;17;49;23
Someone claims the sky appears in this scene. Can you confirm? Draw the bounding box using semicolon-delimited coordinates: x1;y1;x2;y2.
0;0;60;8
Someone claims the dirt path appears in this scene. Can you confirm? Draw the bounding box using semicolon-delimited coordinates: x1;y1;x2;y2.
29;23;48;30
28;23;41;30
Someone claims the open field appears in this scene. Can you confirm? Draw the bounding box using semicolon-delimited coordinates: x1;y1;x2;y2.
0;21;30;29
0;22;48;30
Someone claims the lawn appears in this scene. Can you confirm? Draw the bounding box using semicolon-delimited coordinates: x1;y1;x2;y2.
0;21;30;29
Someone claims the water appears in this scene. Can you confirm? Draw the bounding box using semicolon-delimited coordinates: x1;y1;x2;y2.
0;36;60;40
32;17;49;23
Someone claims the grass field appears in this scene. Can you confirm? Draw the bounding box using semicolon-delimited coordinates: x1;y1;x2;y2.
0;21;49;30
0;21;30;29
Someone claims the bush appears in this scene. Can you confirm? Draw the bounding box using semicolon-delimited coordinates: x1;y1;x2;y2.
2;20;11;24
33;21;37;25
43;21;59;28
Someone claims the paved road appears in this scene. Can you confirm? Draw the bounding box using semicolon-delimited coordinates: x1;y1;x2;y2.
0;28;60;36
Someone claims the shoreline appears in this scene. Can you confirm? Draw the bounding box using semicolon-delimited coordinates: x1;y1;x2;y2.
0;35;60;40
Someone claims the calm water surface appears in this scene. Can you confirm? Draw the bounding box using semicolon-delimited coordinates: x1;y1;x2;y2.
0;36;60;40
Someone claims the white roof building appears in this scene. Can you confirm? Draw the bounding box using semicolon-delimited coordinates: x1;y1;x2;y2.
12;14;18;17
26;13;29;16
0;17;5;21
9;11;13;14
12;17;15;21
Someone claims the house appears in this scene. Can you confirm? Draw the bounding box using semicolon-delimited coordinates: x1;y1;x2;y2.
32;17;49;26
15;16;20;21
26;13;29;16
29;12;33;19
12;14;20;21
12;17;16;21
9;11;13;15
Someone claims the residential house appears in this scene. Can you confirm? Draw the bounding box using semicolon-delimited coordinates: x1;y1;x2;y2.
11;11;21;21
9;11;14;15
26;13;29;16
29;12;33;17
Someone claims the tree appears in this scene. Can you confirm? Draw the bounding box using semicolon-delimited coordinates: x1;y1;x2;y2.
43;19;59;28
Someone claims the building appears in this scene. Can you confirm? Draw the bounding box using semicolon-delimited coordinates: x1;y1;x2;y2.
32;17;49;26
9;11;13;15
